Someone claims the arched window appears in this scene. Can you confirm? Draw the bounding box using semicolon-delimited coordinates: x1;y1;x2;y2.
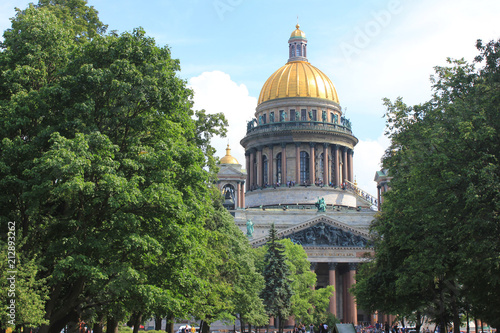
276;153;282;184
300;151;310;184
296;43;301;57
222;184;236;209
262;155;268;186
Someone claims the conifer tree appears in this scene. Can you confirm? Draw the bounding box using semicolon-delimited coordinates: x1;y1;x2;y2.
261;224;293;333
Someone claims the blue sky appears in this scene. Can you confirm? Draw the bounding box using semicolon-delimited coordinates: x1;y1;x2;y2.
1;0;499;192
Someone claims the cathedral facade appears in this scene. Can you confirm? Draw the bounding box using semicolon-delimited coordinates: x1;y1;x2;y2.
217;25;381;326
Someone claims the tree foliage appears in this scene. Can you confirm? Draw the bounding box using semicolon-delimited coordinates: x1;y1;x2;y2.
0;1;228;331
353;39;500;331
260;224;293;333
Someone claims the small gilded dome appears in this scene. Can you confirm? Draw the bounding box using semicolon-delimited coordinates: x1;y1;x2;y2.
258;61;339;105
220;144;239;164
290;24;306;39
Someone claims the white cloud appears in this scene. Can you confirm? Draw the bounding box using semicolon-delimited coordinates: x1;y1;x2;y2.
353;132;390;194
188;71;256;168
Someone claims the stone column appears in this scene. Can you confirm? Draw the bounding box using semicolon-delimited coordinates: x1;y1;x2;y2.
323;143;329;186
241;181;245;208
249;150;255;189
281;143;287;185
268;145;274;185
348;149;354;182
309;143;316;185
342;147;348;184
347;263;358;325
377;185;381;211
295;143;301;184
343;269;348;322
328;263;337;317
236;182;241;208
333;145;340;187
257;147;263;187
245;152;250;191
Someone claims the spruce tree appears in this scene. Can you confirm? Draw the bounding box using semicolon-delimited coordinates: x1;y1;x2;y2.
261;224;293;333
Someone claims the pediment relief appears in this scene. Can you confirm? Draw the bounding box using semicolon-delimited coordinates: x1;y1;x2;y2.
284;222;368;247
250;215;371;248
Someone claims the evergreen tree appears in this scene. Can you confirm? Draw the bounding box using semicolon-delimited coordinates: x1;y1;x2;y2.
261;224;293;333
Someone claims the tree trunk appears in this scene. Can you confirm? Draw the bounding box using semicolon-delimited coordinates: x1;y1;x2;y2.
165;314;175;333
474;320;478;333
451;288;460;333
132;312;143;333
415;312;421;333
200;320;210;333
106;317;119;333
155;314;162;331
93;320;104;333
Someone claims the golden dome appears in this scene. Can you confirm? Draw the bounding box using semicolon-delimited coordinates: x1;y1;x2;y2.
290;24;306;38
258;61;339;105
220;144;239;164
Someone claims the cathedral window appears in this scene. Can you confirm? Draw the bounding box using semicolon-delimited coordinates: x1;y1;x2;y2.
290;109;296;121
300;151;310;184
319;153;324;184
276;153;282;184
262;155;269;185
301;109;307;121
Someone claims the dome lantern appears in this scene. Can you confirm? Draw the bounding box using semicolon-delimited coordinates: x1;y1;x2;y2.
288;24;308;62
220;144;239;165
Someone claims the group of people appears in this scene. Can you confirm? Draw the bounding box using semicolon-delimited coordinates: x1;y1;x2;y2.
293;323;329;333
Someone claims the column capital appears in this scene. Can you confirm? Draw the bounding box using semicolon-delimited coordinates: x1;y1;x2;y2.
295;142;302;147
257;146;263;152
323;142;330;149
328;262;338;270
281;142;287;148
310;262;318;271
309;142;316;148
267;144;275;150
348;263;358;271
342;146;348;152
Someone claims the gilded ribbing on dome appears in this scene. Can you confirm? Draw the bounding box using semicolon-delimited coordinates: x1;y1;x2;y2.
258;61;339;105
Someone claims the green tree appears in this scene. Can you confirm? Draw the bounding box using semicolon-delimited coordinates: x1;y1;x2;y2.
353;39;500;332
0;1;227;332
260;224;293;333
280;239;334;325
0;246;48;329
